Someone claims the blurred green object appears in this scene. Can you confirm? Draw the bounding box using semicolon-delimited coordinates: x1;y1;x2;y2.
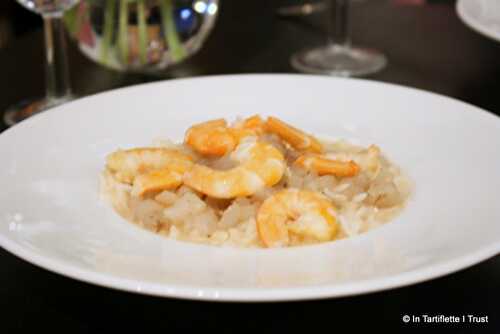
64;0;219;73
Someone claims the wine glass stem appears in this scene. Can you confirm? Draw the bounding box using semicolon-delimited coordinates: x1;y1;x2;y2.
329;0;351;48
43;14;72;102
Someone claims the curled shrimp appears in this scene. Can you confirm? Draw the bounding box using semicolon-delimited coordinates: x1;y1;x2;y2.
131;159;193;197
232;115;265;133
106;148;193;195
183;138;286;198
185;119;237;157
185;115;265;156
265;116;323;153
257;189;338;247
294;154;360;177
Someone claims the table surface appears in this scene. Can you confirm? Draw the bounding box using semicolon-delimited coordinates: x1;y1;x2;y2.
1;0;499;332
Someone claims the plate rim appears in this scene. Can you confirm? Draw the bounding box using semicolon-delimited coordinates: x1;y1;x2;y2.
1;232;498;301
1;74;500;301
3;73;500;134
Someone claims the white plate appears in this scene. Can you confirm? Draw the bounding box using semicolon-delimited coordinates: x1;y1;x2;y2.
457;0;500;42
1;75;499;301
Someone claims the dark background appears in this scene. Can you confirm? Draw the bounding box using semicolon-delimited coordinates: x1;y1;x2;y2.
0;0;499;333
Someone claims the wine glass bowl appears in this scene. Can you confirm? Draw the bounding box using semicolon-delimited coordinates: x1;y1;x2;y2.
65;0;219;73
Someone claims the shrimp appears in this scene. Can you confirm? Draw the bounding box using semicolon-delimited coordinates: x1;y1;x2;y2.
183;138;286;198
185;115;265;156
265;116;323;153
106;147;193;184
131;159;193;197
184;119;237;157
257;189;338;247
235;115;265;134
294;154;360;177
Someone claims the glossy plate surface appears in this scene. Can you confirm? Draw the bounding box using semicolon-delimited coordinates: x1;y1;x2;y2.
1;75;499;301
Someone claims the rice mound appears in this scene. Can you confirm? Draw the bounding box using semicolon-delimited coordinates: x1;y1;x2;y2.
101;133;412;248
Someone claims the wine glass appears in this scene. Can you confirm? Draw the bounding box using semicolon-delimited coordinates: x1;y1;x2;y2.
4;0;79;126
291;0;387;77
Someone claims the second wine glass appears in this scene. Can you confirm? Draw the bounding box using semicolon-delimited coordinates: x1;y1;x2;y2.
4;0;78;126
291;0;387;77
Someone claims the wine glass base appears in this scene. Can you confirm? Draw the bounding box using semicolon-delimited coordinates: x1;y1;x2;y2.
3;96;73;127
291;45;387;77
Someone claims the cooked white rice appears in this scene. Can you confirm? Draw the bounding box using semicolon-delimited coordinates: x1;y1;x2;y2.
101;135;412;248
